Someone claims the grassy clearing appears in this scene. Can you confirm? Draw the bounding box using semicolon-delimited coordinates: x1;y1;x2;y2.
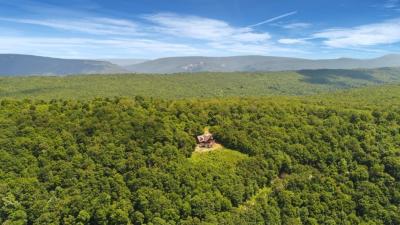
189;148;248;172
194;143;223;153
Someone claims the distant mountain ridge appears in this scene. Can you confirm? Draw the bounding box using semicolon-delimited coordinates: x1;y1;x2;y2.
0;54;126;76
1;54;400;76
101;58;148;66
125;54;400;74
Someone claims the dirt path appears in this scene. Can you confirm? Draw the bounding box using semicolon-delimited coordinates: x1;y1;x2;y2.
194;143;223;153
237;187;271;211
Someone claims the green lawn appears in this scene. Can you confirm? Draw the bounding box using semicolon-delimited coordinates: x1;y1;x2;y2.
189;148;249;172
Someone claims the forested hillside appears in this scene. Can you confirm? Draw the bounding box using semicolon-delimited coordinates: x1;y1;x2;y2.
0;54;125;76
1;85;400;224
125;54;400;74
0;68;400;99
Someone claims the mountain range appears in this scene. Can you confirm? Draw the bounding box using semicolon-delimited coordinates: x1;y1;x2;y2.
0;54;126;76
1;54;400;76
99;58;148;67
125;54;400;74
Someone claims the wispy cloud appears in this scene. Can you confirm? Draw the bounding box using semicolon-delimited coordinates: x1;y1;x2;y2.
281;22;311;29
0;36;206;58
384;0;400;9
248;11;297;28
208;41;303;55
0;17;140;35
0;10;298;58
0;0;399;59
0;35;305;58
0;5;304;58
314;18;400;48
140;13;304;56
278;38;308;45
144;13;270;43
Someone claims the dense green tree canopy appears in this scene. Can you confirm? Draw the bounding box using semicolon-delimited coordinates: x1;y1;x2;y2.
1;85;400;224
1;68;400;100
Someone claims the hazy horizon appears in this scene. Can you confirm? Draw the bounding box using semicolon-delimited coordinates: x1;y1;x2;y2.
1;53;399;61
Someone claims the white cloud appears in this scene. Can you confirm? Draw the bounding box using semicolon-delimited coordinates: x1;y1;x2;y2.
143;13;270;43
0;12;309;58
282;22;311;29
0;17;140;35
208;41;303;55
0;35;304;58
314;18;400;48
0;36;206;58
384;0;399;9
278;38;307;45
141;13;307;55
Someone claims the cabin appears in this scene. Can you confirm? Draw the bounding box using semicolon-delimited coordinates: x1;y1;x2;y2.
197;133;216;148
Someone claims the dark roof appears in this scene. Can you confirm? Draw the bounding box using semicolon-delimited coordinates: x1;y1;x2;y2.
197;134;213;143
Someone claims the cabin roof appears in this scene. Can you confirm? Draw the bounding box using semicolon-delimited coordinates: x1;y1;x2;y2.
197;133;213;143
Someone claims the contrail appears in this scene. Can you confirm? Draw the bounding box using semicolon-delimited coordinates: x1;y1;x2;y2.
248;11;298;28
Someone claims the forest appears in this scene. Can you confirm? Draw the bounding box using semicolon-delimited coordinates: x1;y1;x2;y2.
1;68;400;100
1;83;400;224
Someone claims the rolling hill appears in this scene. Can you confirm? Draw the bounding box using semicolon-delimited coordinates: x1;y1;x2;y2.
0;54;126;76
125;54;400;74
101;58;148;66
0;67;399;99
1;54;400;76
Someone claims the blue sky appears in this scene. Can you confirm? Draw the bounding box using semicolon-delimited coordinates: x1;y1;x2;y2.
0;0;400;59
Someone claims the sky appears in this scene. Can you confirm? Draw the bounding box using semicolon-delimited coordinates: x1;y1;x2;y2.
0;0;400;59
